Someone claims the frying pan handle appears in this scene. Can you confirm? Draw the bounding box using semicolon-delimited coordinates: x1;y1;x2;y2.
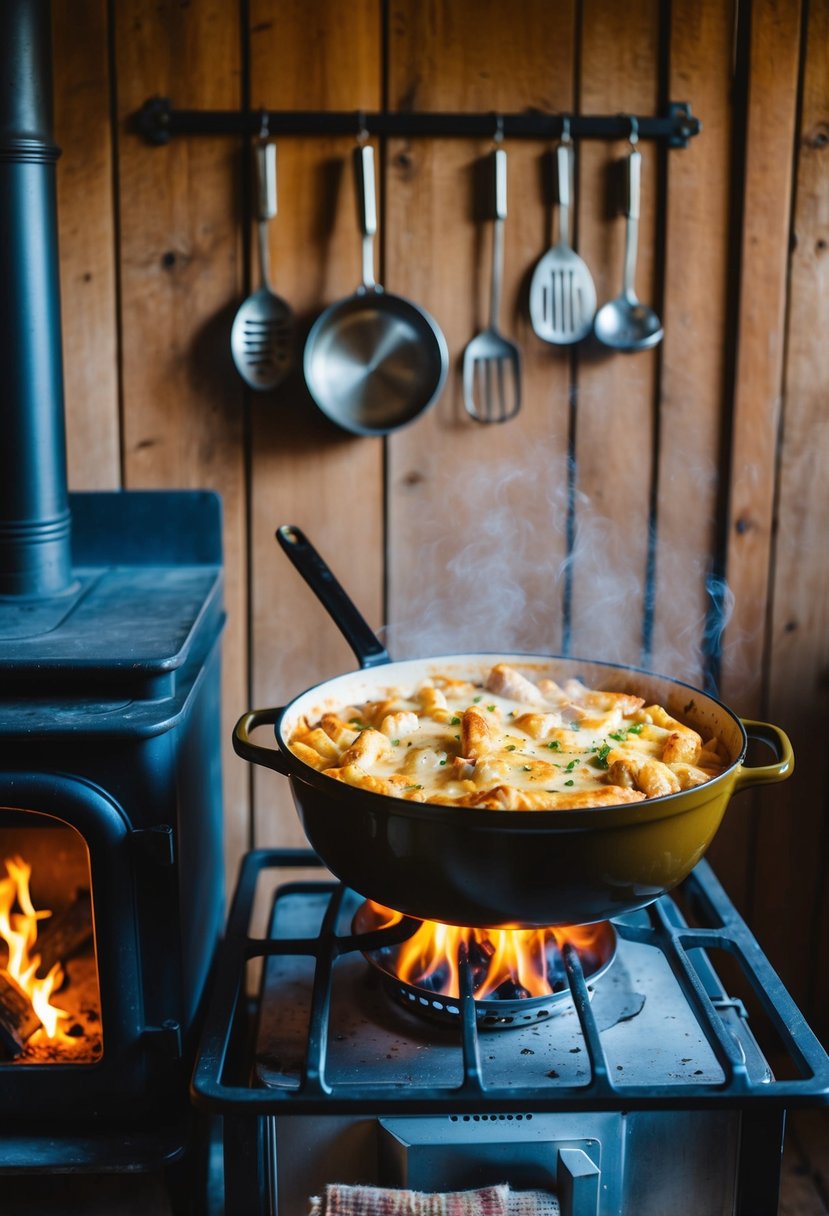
732;720;794;792
276;524;391;669
233;707;290;776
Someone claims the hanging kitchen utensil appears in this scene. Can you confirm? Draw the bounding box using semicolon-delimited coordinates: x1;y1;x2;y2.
594;119;663;352
528;122;596;345
230;139;294;390
303;143;448;436
462;146;522;423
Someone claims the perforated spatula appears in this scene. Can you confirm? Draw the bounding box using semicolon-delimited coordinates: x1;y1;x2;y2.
231;140;294;390
529;129;596;345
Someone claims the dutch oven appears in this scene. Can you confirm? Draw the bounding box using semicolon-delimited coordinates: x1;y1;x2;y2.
233;526;793;929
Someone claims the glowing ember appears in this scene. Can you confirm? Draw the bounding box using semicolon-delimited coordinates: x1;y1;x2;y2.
0;856;73;1044
361;901;612;1001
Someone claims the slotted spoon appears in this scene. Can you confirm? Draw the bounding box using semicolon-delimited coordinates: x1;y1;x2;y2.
231;140;294;390
462;147;522;424
529;130;596;345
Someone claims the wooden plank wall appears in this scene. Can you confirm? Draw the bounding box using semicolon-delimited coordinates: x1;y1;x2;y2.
52;0;829;1042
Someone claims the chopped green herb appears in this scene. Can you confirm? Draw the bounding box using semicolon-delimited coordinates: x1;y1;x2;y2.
505;744;517;752
592;743;612;769
546;740;561;751
439;759;446;766
609;729;628;742
450;715;461;725
487;704;496;713
404;783;423;791
627;723;644;734
564;779;575;787
565;759;579;772
391;738;400;747
473;695;482;703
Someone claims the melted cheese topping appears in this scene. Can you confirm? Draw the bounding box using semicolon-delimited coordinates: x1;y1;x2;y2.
287;663;728;810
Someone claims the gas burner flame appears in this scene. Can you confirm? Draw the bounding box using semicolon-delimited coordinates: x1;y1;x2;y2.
361;900;612;1001
0;855;73;1043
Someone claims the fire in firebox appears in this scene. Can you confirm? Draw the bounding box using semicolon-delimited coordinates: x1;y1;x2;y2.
0;851;100;1063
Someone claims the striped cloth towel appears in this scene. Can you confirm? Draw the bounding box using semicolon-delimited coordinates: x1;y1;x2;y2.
308;1184;560;1215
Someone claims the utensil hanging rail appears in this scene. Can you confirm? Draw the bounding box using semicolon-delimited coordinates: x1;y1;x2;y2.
136;98;700;148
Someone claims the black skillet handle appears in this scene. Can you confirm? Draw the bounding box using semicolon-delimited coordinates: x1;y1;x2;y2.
276;525;391;670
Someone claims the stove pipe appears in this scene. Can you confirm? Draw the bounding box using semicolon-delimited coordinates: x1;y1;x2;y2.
0;0;72;598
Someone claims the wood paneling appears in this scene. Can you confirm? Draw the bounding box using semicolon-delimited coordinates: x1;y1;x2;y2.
113;0;249;899
247;0;384;849
716;0;803;912
51;0;829;1041
649;0;735;688
53;0;119;491
758;0;829;1025
386;0;575;662
569;0;661;665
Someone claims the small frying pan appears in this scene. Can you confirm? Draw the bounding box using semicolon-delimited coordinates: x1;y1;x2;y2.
303;145;448;436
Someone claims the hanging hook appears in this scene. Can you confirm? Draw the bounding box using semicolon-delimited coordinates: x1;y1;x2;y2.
258;108;270;141
561;115;572;144
355;109;369;145
628;115;639;146
493;112;504;144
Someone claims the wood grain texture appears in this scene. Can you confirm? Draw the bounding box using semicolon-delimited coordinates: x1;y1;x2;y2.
649;0;735;687
757;0;829;1029
53;0;120;491
114;0;250;899
385;0;575;663
247;0;384;848
569;0;661;666
713;0;802;914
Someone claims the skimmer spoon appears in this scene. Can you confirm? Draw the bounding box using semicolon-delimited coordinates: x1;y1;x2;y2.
594;123;663;351
231;140;294;390
462;147;522;424
529;123;596;345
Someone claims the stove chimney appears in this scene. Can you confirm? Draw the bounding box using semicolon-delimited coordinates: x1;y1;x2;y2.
0;0;72;598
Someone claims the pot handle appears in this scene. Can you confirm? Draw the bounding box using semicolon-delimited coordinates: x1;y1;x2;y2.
732;720;794;792
233;707;290;776
276;524;391;669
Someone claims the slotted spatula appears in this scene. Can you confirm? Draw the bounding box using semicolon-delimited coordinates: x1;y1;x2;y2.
462;148;522;424
231;140;294;390
529;129;596;345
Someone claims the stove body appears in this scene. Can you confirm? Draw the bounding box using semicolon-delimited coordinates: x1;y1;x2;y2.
194;850;829;1216
0;489;225;1173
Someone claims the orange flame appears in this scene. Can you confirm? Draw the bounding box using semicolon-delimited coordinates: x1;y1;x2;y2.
364;901;609;999
0;856;72;1044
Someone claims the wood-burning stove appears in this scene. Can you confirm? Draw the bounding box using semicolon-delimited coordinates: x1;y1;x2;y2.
193;849;829;1216
0;490;225;1183
0;2;226;1194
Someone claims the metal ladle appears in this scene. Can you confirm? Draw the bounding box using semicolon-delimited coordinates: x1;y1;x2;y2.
593;119;663;352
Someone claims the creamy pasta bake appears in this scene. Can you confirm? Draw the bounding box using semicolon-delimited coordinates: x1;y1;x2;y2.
286;663;728;810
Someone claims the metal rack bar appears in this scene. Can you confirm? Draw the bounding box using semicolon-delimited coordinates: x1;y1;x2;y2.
136;98;700;148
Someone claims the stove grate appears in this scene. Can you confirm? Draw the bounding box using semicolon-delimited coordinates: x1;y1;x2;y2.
192;849;829;1115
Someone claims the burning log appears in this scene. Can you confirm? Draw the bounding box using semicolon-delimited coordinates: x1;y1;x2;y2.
35;887;93;981
0;969;42;1058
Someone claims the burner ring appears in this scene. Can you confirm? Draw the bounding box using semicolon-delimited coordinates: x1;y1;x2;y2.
352;905;617;1031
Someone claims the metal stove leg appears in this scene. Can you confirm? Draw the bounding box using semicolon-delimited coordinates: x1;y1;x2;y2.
735;1109;786;1216
223;1114;270;1216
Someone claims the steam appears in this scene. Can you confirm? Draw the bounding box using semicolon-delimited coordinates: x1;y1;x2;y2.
384;444;741;690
